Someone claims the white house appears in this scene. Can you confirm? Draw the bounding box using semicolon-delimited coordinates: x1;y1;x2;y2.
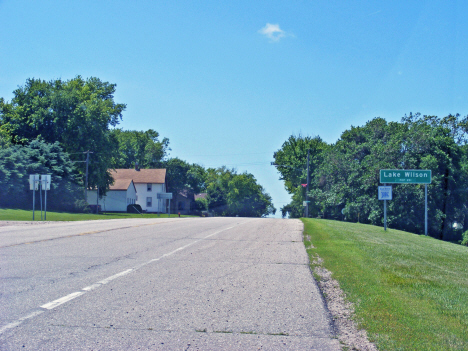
87;178;137;212
87;168;168;213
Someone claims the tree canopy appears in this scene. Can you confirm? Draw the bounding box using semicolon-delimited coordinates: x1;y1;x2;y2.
0;139;83;211
0;75;276;218
204;167;276;217
111;129;169;169
0;76;126;192
275;113;468;242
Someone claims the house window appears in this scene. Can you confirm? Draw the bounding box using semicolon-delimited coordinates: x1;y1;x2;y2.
147;183;152;192
147;197;152;208
178;201;185;210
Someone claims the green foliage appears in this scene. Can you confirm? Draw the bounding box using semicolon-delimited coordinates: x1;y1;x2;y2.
205;167;276;217
205;166;232;213
163;158;206;196
111;129;169;169
227;172;275;217
461;230;468;246
276;114;468;241
194;197;208;211
273;135;327;218
0;139;83;211
274;134;327;193
280;187;307;218
0;76;126;193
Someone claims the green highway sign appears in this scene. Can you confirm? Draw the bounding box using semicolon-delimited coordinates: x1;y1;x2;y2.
380;169;431;184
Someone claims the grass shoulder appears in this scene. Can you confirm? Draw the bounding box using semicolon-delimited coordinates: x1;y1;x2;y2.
302;218;468;351
0;208;196;221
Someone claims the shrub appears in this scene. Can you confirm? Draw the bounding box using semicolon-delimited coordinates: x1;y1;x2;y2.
127;204;143;214
461;230;468;246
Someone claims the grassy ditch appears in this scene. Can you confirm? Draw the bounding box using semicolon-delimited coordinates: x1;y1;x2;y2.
0;208;195;221
302;218;468;351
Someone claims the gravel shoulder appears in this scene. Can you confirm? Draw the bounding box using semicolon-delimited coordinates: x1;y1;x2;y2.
306;237;378;351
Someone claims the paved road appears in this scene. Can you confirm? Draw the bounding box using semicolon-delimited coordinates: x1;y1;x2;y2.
0;218;339;350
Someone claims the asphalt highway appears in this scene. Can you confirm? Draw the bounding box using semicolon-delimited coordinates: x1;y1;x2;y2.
0;217;340;350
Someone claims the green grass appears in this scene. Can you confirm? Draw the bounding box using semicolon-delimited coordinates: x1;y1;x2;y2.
302;218;468;351
0;208;195;221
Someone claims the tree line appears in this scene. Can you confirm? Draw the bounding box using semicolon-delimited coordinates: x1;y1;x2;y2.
0;76;275;217
274;114;468;243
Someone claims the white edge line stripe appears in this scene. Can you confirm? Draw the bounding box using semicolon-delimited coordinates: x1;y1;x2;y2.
40;291;85;310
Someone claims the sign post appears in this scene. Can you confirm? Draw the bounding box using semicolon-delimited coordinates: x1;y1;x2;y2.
29;174;40;220
378;185;392;231
41;175;51;220
425;184;428;236
157;193;173;216
380;170;431;235
29;174;51;221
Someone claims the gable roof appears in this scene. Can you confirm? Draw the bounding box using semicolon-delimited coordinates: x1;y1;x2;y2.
110;169;166;184
109;178;136;191
177;189;195;200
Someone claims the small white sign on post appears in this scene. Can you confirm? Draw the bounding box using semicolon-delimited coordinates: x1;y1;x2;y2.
41;174;52;220
41;174;51;190
378;186;392;200
29;174;40;220
378;186;392;231
29;174;40;190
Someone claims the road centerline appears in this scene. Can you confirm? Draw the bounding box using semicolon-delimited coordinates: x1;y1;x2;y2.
0;223;240;335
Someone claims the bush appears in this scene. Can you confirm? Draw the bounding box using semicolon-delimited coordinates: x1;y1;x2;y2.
0;140;83;211
461;230;468;246
127;204;143;214
73;199;91;213
194;197;208;211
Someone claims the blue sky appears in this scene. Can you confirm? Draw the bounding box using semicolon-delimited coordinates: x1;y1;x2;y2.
1;0;467;216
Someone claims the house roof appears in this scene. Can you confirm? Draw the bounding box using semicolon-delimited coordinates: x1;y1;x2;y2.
110;169;166;184
109;178;135;191
195;193;207;200
177;189;195;200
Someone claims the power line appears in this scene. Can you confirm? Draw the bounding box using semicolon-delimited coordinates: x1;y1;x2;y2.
181;152;273;157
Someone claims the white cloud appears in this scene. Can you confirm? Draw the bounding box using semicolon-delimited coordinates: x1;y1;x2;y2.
258;23;286;42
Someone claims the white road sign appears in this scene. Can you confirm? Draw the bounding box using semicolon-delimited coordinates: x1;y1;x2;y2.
378;186;392;200
41;174;51;190
29;174;40;190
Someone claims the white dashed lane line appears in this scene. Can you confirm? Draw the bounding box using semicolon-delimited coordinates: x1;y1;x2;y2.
41;292;86;310
0;225;237;335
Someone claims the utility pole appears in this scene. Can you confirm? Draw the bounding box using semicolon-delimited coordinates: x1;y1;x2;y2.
306;149;310;218
84;150;93;201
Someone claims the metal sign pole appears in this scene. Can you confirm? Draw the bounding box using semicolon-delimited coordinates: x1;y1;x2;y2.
32;184;35;221
44;185;47;221
384;199;387;231
425;184;428;236
384;183;387;231
40;180;43;220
